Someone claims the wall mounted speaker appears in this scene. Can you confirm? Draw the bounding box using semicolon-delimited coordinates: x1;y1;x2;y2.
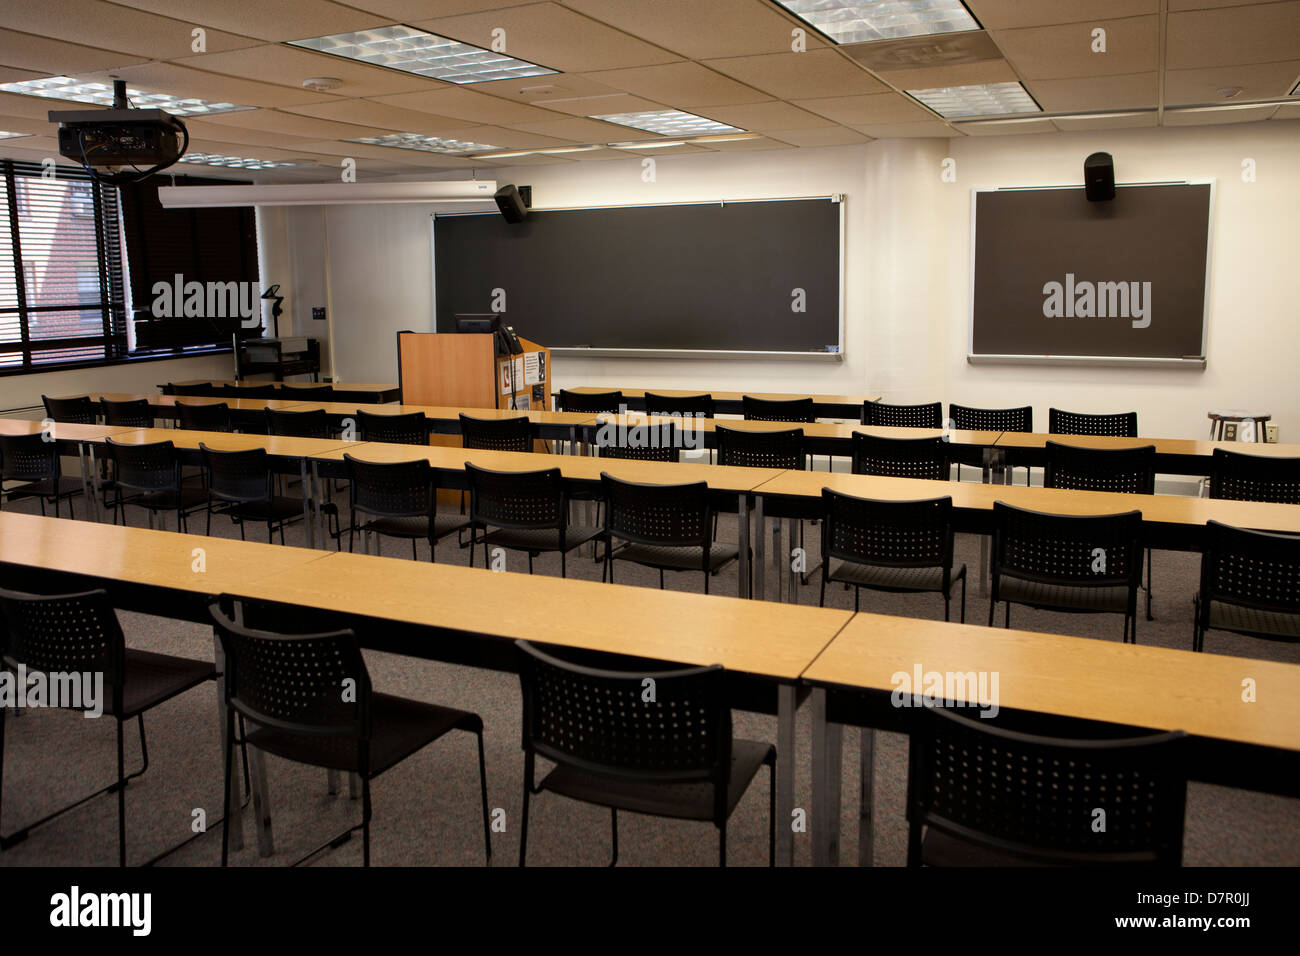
1084;152;1115;202
494;183;530;223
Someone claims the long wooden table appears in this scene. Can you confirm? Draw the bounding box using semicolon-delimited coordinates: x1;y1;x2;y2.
555;386;881;419
995;430;1300;477
804;612;1300;865
161;380;400;403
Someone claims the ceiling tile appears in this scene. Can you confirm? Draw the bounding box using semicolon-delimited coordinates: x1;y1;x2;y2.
561;0;826;58
956;118;1058;135
193;107;383;140
478;150;582;165
966;0;1158;30
991;15;1158;79
1163;104;1279;125
0;30;146;75
0;1;260;59
696;135;793;151
1165;60;1300;104
102;0;391;44
0;66;49;85
79;62;341;108
702;50;886;99
1167;2;1300;69
1051;112;1158;131
794;92;934;125
842;30;1002;72
467;73;623;105
610;142;712;155
411;3;680;73
696;100;837;130
282;99;470;133
1273;103;1300;119
765;125;871;146
290;138;480;165
1027;72;1159;111
579;62;769;108
875;59;1018;91
507;115;661;142
174;45;439;99
849;120;953;137
368;86;564;123
546;92;668;116
422;124;575;148
181;117;340;149
348;2;552;17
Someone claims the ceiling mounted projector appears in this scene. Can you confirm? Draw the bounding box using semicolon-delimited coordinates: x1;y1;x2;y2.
50;79;188;184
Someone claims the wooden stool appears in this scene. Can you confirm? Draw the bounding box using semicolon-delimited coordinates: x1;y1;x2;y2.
1208;410;1270;443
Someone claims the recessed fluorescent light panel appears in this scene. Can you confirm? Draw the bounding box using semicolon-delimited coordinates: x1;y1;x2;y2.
290;25;556;85
591;110;742;137
178;153;308;169
346;132;500;155
908;81;1040;118
0;77;251;115
775;0;978;43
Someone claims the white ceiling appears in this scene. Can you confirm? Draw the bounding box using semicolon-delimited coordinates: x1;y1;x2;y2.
0;0;1294;179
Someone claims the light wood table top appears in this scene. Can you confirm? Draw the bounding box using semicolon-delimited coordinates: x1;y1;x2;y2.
0;511;332;598
316;441;786;493
995;431;1300;460
76;392;316;413
273;401;597;429
593;414;999;446
752;469;1300;533
561;386;880;406
106;427;357;460
237;549;852;680
806;612;1300;753
165;380;396;393
0;420;137;442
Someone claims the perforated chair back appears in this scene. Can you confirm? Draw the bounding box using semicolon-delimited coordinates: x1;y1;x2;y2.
460;414;532;452
209;602;368;742
822;491;954;573
107;438;180;495
598;422;680;462
558;389;623;414
851;433;947;480
907;706;1187;866
201;444;273;505
991;502;1141;591
516;640;728;787
1197;521;1300;631
466;463;566;532
176;401;232;433
167;382;217;397
265;407;330;439
601;473;712;550
862;400;942;428
42;394;96;424
357;410;428;446
1044;442;1155;495
1209;448;1300;503
949;403;1032;433
0;587;124;715
645;392;714;419
1049;408;1138;437
742;396;814;423
344;454;434;521
0;432;61;483
100;398;153;428
716;425;806;470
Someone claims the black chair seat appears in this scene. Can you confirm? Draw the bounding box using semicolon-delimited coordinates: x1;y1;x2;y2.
130;486;209;512
231;495;305;522
999;575;1131;614
483;524;599;554
112;649;216;718
1205;599;1300;640
244;692;479;776
361;513;468;540
827;560;965;594
613;541;739;572
538;739;773;823
6;476;84;501
921;829;1062;867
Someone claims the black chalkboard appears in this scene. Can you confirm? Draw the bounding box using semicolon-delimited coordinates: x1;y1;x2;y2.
433;198;842;354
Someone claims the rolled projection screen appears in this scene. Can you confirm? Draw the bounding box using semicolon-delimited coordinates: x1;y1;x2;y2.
969;182;1213;367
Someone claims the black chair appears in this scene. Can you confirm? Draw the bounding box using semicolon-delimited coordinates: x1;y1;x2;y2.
106;438;206;531
1209;448;1300;503
41;394;96;424
989;502;1143;643
742;396;814;423
715;425;806;470
948;403;1033;482
558;389;623;415
907;706;1187;867
265;407;331;439
1049;408;1138;438
357;410;428;446
459;414;532;453
819;490;966;620
0;587;216;867
167;382;217;397
200;444;305;543
851;433;947;480
602;474;738;593
1045;441;1157;620
282;384;333;400
598;422;680;462
0;433;82;517
176;401;233;433
862;400;942;428
211;601;490;867
645;392;714;419
465;464;598;576
1193;521;1300;653
515;639;775;867
343;454;465;560
222;384;279;399
100;399;153;429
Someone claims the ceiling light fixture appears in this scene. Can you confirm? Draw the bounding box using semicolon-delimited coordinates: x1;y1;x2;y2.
908;81;1040;117
178;152;311;169
290;24;556;85
591;109;742;137
774;0;979;44
0;76;251;115
346;132;500;154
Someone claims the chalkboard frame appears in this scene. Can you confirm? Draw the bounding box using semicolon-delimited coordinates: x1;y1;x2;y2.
967;180;1215;369
430;195;846;361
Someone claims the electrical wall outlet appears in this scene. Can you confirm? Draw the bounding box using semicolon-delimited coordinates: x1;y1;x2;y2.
1267;423;1279;443
1223;422;1238;441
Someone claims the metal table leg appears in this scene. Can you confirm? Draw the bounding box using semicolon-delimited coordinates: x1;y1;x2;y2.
300;458;315;549
777;683;797;867
773;518;783;604
811;688;843;866
214;634;244;853
859;727;875;867
249;746;274;857
753;494;764;601
76;441;94;522
737;492;750;599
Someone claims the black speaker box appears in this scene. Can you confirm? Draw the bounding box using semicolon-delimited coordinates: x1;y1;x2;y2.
1084;152;1115;202
494;183;530;223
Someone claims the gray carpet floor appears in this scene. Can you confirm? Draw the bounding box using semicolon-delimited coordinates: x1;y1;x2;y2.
1;478;1297;868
